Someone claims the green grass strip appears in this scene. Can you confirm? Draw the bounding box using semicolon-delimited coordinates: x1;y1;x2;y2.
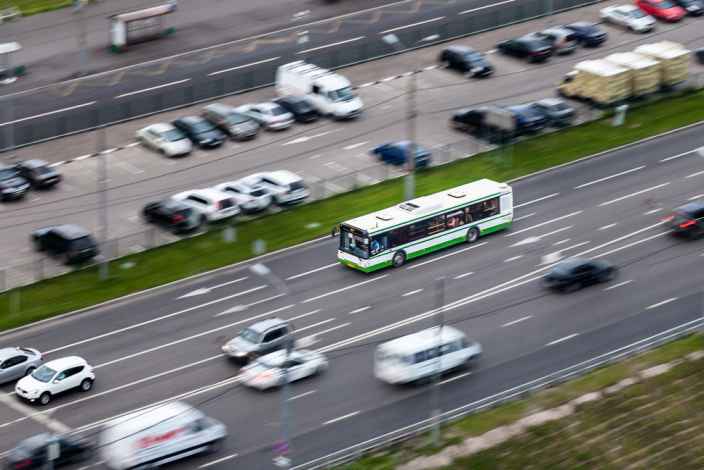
3;0;73;16
1;89;703;331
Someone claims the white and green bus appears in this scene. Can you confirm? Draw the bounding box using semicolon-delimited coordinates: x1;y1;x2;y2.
337;179;513;272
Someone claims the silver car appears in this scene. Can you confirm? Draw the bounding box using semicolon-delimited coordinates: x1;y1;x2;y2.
221;318;291;365
0;347;42;384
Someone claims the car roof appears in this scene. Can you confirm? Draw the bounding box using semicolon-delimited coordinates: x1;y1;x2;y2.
0;347;33;360
276;95;306;104
542;27;572;35
535;98;567;107
177;116;206;125
255;102;280;111
161;199;189;210
203;102;235;113
18;433;53;450
553;257;592;271
567;21;596;28
446;45;476;54
256;349;306;366
50;224;92;239
19;159;50;169
147;123;175;133
677;201;704;214
175;188;232;201
247;317;288;333
378;326;466;355
614;4;639;10
43;356;87;369
263;170;303;184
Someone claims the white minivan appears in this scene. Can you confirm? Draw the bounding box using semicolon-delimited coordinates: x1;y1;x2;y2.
171;188;240;223
99;401;227;470
374;326;481;385
240;171;309;205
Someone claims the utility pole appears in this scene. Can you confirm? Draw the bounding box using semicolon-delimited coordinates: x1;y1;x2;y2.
97;124;109;280
430;276;446;447
2;93;13;161
74;0;88;76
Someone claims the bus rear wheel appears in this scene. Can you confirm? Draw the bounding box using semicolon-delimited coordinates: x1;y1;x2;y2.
392;251;406;268
466;227;480;243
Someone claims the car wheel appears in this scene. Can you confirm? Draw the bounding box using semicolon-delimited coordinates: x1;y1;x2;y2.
25;367;35;376
466;227;480;243
39;392;51;406
158;148;167;157
80;378;93;392
392;251;406;268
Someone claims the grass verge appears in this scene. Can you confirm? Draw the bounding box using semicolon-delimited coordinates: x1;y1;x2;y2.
339;333;704;470
1;90;703;331
3;0;73;16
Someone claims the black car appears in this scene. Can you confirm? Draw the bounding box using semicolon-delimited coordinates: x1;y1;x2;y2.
14;159;61;189
530;98;575;127
450;107;489;135
273;96;319;123
0;164;29;201
563;22;607;47
5;433;91;469
172;116;226;149
665;201;704;238
506;104;548;134
439;45;494;77
31;224;98;265
142;199;202;234
497;34;553;62
675;0;704;14
696;48;704;64
543;258;617;292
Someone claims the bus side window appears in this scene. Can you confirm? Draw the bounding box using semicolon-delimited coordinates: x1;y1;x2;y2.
414;351;427;364
390;227;409;247
464;207;474;223
445;210;465;229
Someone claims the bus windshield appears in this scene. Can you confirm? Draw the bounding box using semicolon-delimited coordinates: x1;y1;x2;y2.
339;226;369;259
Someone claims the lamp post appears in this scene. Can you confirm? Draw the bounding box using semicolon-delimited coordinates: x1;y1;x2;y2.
73;0;88;76
431;276;446;447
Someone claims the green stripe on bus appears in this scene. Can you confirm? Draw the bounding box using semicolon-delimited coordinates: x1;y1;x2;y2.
339;259;391;273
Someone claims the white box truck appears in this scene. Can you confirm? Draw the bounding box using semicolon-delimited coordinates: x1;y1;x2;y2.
99;401;227;470
276;61;363;119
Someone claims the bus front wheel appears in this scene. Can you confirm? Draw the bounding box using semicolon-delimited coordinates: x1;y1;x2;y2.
466;227;480;243
392;251;406;268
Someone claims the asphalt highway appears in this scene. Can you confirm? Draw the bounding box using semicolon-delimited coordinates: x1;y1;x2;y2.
0;120;702;468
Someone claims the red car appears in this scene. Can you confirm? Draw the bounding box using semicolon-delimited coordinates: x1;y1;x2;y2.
635;0;686;21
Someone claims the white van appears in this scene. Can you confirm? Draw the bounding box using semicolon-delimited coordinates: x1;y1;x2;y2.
374;326;481;385
276;61;363;120
99;401;227;470
240;171;309;205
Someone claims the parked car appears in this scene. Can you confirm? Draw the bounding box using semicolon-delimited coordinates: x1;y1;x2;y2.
213;181;272;213
664;201;704;238
371;141;432;168
201;103;259;140
142;199;202;233
235;102;294;130
240;171;309;205
0;347;42;384
171;188;239;223
13;160;61;189
136;123;192;157
530;98;575;127
636;0;686;20
16;356;95;405
450;107;489;135
221;318;292;365
31;224;98;265
240;349;328;390
171;116;226;149
505;104;548;134
697;47;704;64
600;5;657;32
536;27;578;55
273;96;320;123
0;164;29;201
497;34;553;62
563;22;608;47
673;0;704;15
5;433;91;469
543;258;617;292
438;45;493;77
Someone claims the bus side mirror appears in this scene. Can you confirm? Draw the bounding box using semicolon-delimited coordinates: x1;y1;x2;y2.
331;226;339;238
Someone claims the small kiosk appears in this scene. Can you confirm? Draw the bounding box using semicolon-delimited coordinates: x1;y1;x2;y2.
0;42;23;84
109;2;177;53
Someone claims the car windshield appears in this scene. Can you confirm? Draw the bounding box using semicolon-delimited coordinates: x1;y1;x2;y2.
270;106;288;116
35;166;54;175
250;188;267;197
289;180;305;191
192;121;215;133
71;236;94;250
630;8;647;16
658;0;676;6
239;328;259;344
0;168;17;180
164;129;186;142
227;113;250;125
32;365;56;383
328;86;355;102
546;102;570;112
259;354;286;368
464;52;483;61
339;226;369;259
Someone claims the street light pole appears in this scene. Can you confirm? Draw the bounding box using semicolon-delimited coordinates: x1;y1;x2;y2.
97;124;109;280
430;276;446;447
74;0;88;76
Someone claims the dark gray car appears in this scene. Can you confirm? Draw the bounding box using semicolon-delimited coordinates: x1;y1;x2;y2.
202;103;259;141
530;99;575;127
0;164;30;201
14;160;62;189
221;318;291;365
0;347;42;384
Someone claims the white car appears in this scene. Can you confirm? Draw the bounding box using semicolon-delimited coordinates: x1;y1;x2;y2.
172;188;240;223
213;181;272;213
136;123;193;157
15;356;94;405
600;5;656;32
234;102;294;131
240;349;328;390
240;170;309;205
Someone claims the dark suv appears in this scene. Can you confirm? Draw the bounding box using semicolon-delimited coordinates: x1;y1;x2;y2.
439;45;493;77
6;433;91;469
14;159;62;189
0;164;30;201
506;104;548;134
142;199;202;234
31;225;99;264
450;107;488;135
665;202;704;238
221;318;292;365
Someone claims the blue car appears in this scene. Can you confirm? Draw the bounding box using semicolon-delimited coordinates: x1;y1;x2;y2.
371;141;432;168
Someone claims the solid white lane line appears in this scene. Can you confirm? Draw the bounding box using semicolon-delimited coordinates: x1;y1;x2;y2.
646;297;678;310
349;306;371;315
73;154;92;161
302;275;389;303
0;392;70;433
289;390;316;401
513;212;535;222
343;141;368;150
689;194;704;201
553;239;570;246
514;193;559;208
504;255;523;263
0;101;96;127
604;280;633;291
115;79;191;99
208;56;280;76
406;242;487;270
659;151;693;162
598;223;618;231
505;211;581;237
685;169;704;179
460;0;515;14
199;454;239;468
574;165;646;189
546;333;579;346
324;411;360;426
379;17;445;35
288;309;322;322
402;289;423;297
46;285;268;354
453;271;474;280
598;183;670;207
502;315;532;327
298;36;365;54
439;372;472;385
286;263;339;281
